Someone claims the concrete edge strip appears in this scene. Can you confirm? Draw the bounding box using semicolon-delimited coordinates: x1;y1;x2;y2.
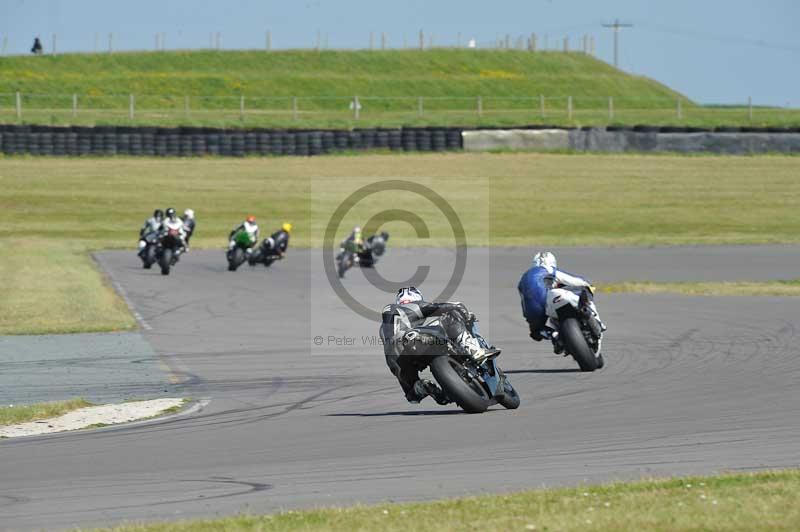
0;398;185;438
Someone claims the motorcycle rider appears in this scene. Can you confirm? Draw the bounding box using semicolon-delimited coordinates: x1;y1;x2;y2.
181;208;196;247
340;225;365;262
159;207;188;255
358;231;390;268
250;222;292;265
138;209;163;256
228;215;260;255
380;287;497;405
518;251;605;353
268;222;292;256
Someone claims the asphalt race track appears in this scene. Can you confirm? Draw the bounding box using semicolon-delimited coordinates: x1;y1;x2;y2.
2;246;799;530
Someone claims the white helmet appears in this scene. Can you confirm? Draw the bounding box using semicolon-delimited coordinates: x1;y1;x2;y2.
184;208;194;220
533;251;557;271
396;287;423;305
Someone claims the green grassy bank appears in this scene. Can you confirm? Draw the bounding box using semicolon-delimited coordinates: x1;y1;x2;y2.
104;470;800;531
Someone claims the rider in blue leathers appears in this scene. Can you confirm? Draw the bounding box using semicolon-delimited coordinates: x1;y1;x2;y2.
518;251;603;352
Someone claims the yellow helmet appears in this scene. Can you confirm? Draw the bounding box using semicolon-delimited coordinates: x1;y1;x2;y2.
282;222;293;233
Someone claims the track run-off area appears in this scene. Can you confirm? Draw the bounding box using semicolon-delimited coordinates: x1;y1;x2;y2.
1;246;799;530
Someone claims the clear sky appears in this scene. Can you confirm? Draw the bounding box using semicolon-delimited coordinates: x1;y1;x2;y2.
1;0;798;106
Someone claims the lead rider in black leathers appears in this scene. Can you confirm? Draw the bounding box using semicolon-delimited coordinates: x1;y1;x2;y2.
380;287;495;404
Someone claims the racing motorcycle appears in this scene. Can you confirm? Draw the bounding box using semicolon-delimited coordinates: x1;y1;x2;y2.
400;318;520;413
156;227;184;276
546;286;605;371
248;239;284;268
227;230;255;271
138;231;159;269
336;231;390;278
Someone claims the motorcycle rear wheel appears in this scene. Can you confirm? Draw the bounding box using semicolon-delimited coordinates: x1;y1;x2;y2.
561;317;600;372
430;356;491;414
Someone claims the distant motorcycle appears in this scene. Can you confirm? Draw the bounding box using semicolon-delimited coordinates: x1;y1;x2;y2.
138;231;159;269
156;228;184;276
400;317;520;413
546;286;605;371
249;239;285;268
336;231;390;278
227;230;256;271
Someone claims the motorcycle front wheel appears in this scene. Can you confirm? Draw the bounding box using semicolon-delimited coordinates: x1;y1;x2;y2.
430;356;491;414
228;247;244;271
337;253;352;278
497;370;521;410
160;248;173;276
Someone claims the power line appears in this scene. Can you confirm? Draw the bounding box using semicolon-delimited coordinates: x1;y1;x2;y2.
602;19;633;68
639;22;800;54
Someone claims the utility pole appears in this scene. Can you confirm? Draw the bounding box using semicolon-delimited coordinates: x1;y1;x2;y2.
602;19;633;68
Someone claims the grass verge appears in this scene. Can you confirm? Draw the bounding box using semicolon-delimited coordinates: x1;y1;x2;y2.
0;237;136;334
2;152;799;333
0;398;92;426
103;470;800;531
602;280;800;297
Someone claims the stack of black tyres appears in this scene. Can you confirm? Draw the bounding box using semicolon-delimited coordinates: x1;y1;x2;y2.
359;129;376;150
321;131;335;154
333;130;349;151
388;129;402;151
446;127;462;150
295;131;310;156
375;128;390;149
347;130;361;151
191;134;206;156
431;128;447;151
415;128;432;151
77;127;91;156
117;132;130;155
269;130;284;154
0;124;471;156
282;131;295;156
129;132;143;156
309;131;323;155
257;132;271;155
245;132;258;154
231;133;245;157
401;128;417;151
206;132;220;156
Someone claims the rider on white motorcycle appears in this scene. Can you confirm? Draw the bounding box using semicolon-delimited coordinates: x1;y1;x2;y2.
380;287;498;404
518;251;605;353
159;208;188;254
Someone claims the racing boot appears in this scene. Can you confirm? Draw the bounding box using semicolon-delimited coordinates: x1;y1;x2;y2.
550;330;565;355
455;331;499;363
407;379;450;405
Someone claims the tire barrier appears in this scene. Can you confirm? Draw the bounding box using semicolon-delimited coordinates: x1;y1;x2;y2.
1;124;798;156
463;126;800;155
